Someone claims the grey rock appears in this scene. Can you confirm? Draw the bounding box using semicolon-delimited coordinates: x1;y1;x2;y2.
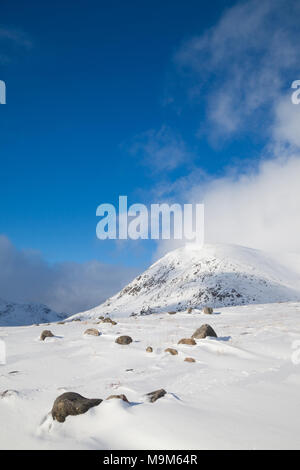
146;389;167;403
192;324;217;339
52;392;102;423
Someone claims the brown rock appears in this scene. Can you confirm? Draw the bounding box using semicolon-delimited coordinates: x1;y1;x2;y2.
203;307;214;315
178;338;196;345
115;335;133;345
84;328;100;336
184;357;196;363
51;392;102;423
165;348;178;355
146;346;153;353
187;307;193;313
168;311;177;315
146;389;167;403
106;394;129;403
192;324;217;339
40;330;54;341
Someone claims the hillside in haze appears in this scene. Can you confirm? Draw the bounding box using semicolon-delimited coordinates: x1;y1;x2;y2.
0;298;66;327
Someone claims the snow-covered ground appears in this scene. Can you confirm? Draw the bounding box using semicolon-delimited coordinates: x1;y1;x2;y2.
1;301;300;449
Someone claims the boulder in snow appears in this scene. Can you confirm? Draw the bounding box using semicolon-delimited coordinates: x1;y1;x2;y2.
192;324;217;339
115;335;133;345
146;389;167;403
203;307;214;315
40;330;54;341
178;338;196;345
84;328;100;336
51;392;102;423
165;348;178;355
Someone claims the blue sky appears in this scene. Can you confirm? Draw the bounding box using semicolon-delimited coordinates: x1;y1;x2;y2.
1;0;300;312
0;0;253;266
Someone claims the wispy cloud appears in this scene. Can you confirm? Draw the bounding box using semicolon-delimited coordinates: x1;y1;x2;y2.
129;125;193;172
174;0;300;142
0;26;32;63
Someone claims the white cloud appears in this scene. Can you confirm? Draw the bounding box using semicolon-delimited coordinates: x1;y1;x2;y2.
0;235;137;314
174;0;300;141
153;0;300;257
0;26;32;63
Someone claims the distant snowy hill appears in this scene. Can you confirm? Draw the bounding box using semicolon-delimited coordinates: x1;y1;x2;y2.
0;298;66;326
72;244;300;320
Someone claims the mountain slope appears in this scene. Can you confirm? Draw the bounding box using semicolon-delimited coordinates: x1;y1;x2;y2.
0;298;66;326
73;243;300;320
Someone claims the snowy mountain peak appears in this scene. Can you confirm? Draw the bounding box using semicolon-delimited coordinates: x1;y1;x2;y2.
0;298;66;326
73;243;300;320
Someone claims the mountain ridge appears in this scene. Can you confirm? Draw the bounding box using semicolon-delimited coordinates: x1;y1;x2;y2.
71;243;300;320
0;298;66;326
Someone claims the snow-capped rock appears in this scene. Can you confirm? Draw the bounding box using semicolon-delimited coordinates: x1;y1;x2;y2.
72;243;300;320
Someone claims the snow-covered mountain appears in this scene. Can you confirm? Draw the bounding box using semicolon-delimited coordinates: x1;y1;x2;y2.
0;298;66;326
73;243;300;320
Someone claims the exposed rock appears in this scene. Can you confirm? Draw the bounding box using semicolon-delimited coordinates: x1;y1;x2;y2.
40;330;54;341
165;347;178;355
187;307;193;313
178;338;196;345
168;311;177;315
1;389;19;398
184;357;196;363
192;324;217;339
115;335;133;345
203;306;214;314
106;394;129;403
84;328;100;336
52;392;102;423
146;389;167;403
73;318;81;322
146;346;153;353
98;317;117;325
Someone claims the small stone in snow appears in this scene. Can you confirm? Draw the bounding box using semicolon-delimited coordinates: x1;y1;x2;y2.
40;330;54;341
84;328;100;336
165;348;178;355
115;335;133;345
146;389;167;403
178;338;196;345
